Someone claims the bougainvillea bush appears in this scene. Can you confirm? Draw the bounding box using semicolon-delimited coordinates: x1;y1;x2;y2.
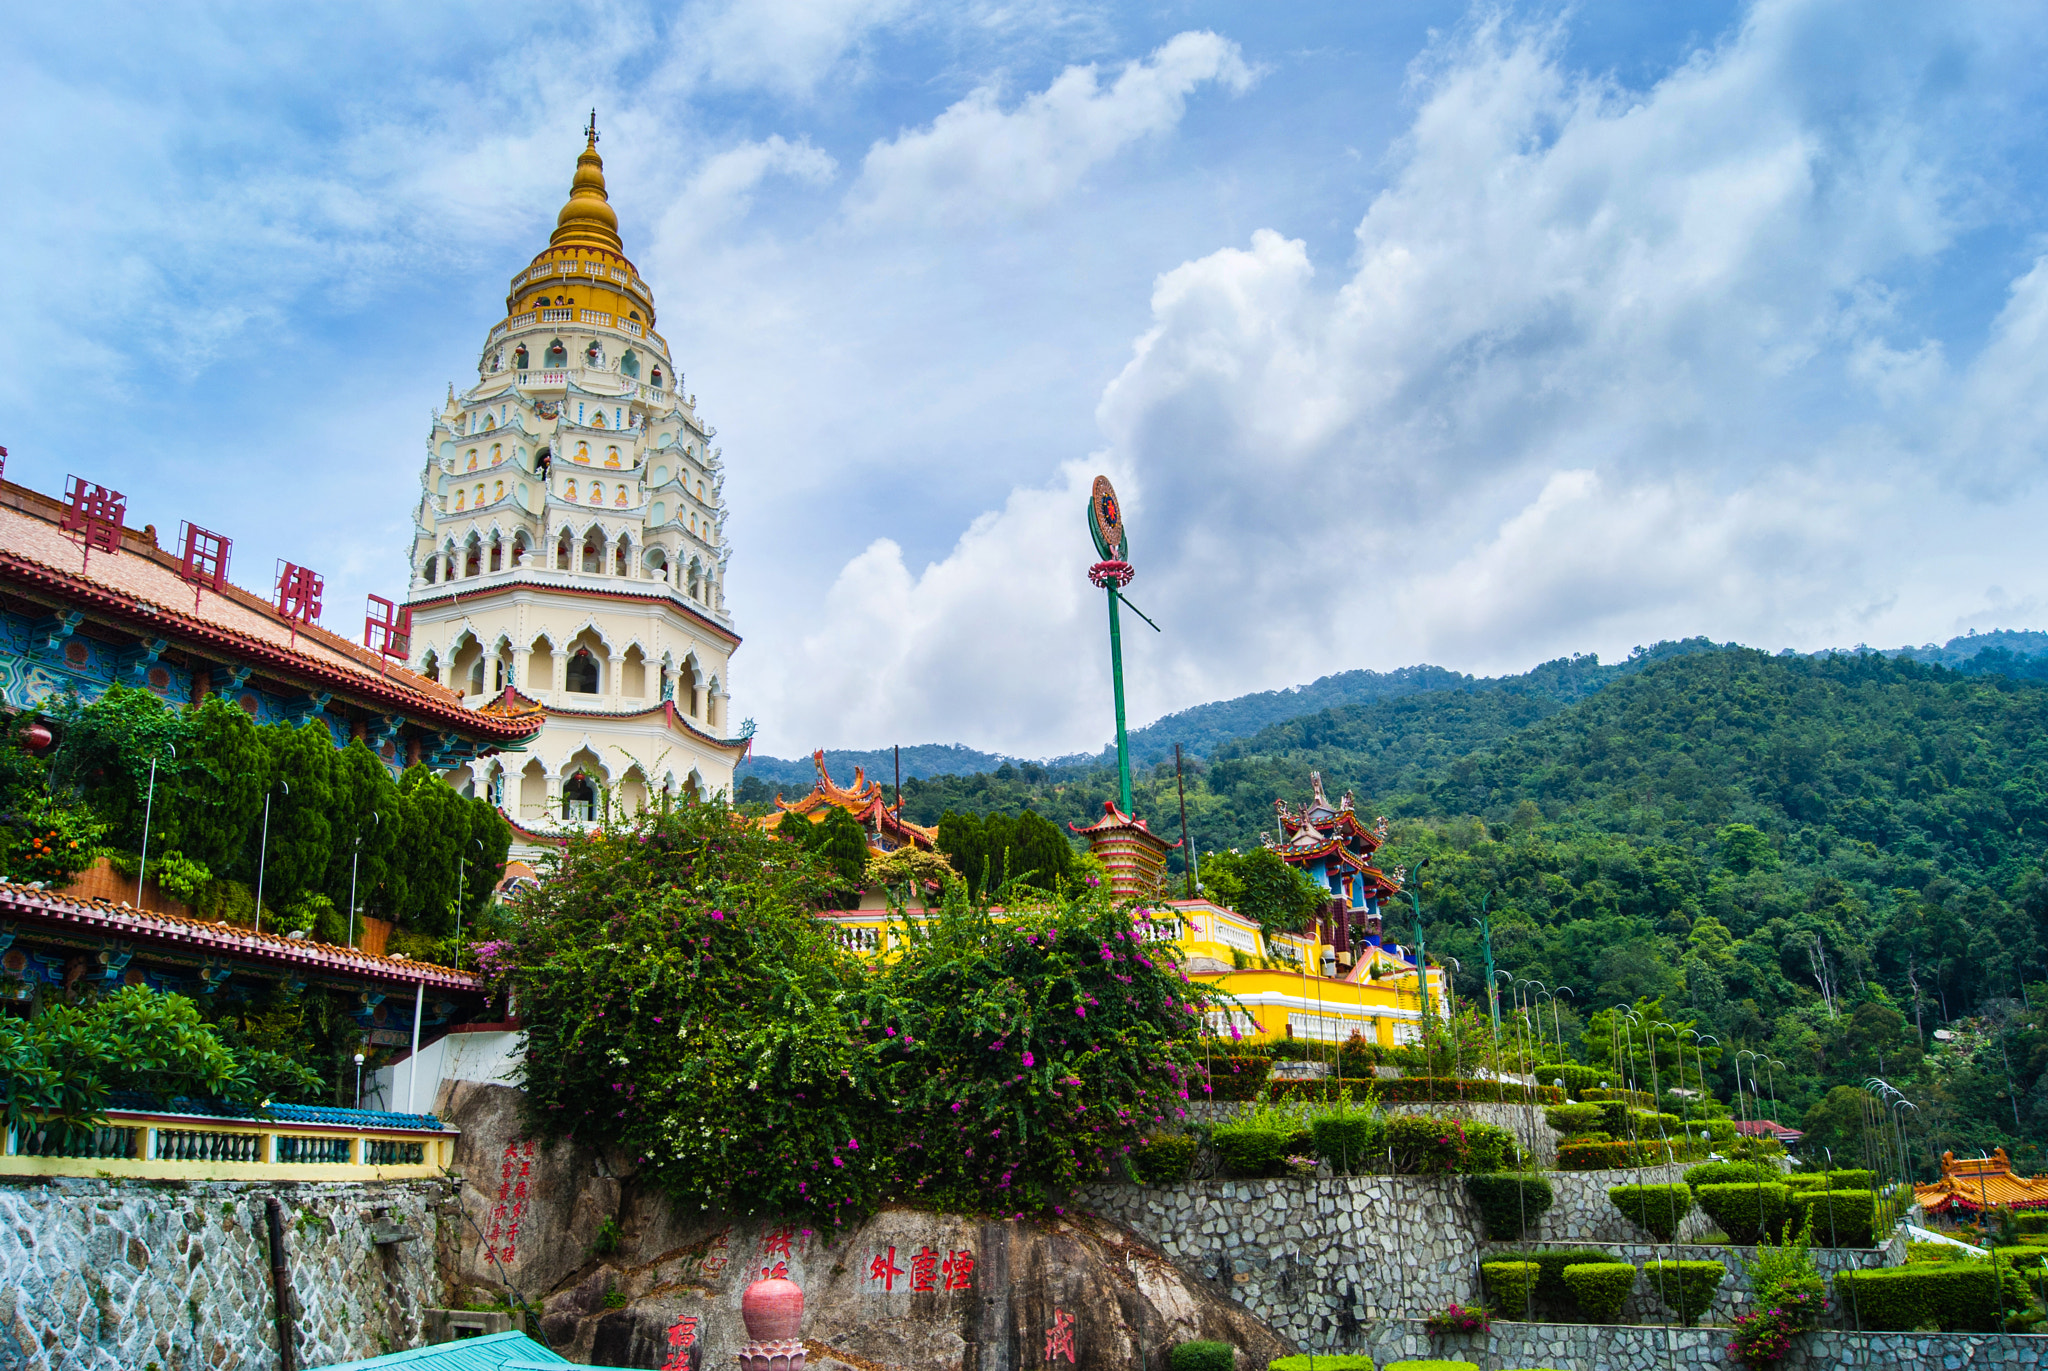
509;797;1229;1227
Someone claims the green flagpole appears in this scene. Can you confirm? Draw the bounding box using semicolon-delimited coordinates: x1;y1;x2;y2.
1107;580;1132;812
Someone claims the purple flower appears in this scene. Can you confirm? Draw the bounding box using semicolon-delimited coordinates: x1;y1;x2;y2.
710;909;725;921
1023;1051;1036;1068
1076;1006;1087;1019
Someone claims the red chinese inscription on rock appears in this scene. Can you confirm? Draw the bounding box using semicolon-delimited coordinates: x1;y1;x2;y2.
482;1140;536;1265
941;1248;975;1291
909;1246;940;1292
699;1227;732;1279
661;1315;699;1371
1045;1309;1076;1363
868;1245;904;1291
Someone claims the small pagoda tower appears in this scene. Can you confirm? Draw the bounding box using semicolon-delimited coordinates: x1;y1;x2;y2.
763;750;939;854
1072;801;1178;901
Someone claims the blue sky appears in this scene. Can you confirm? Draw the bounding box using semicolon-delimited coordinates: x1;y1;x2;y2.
6;1;2048;757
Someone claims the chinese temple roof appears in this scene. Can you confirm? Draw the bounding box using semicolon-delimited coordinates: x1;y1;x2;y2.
0;478;539;744
0;880;484;994
1268;771;1401;896
1732;1118;1804;1143
768;749;938;850
1915;1148;2048;1213
1068;799;1180;846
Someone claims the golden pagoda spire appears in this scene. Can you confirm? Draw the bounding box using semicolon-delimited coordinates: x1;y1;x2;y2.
550;110;623;254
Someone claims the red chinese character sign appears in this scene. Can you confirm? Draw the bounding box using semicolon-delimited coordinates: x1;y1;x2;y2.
177;522;231;597
275;561;323;624
364;594;412;660
481;1139;535;1268
60;476;126;566
1045;1309;1077;1363
661;1315;700;1371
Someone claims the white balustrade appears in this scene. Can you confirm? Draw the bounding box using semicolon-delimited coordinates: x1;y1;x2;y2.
542;308;572;322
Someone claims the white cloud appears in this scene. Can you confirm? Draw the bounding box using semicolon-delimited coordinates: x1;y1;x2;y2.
755;0;2048;756
847;30;1255;225
657;135;838;251
670;0;919;98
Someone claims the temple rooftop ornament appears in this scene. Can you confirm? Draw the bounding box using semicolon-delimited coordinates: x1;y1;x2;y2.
761;749;938;854
1268;771;1404;978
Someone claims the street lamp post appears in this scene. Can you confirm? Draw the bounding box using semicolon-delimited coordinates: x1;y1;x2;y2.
254;778;289;936
1405;857;1434;1033
1471;891;1499;1034
455;836;484;966
135;742;175;907
354;1052;366;1110
348;812;383;950
1552;986;1576;1060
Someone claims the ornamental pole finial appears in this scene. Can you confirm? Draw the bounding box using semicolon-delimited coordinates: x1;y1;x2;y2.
585;108;599;148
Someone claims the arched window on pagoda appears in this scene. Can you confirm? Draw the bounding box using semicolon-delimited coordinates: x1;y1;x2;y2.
621;350;639;379
514;344;528;370
566;649;600;694
488;536;502;573
613;534;631;575
422;552;437;585
581;530;603;573
467;654;485;696
545;338;567;367
650;366;663;388
555;529;572;569
421;651;440;683
464;535;482;578
511;531;530;568
562;772;596;821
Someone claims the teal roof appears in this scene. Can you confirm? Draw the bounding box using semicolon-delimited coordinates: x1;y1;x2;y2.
319;1332;572;1370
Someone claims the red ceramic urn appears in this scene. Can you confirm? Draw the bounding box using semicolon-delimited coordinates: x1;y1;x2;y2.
741;1276;804;1342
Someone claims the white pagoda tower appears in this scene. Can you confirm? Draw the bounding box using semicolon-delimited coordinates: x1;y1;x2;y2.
404;117;747;839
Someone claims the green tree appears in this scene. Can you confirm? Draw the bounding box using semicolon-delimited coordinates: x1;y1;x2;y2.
45;684;184;851
173;696;267;878
1201;846;1325;935
256;721;336;906
813;806;870;890
324;740;403;918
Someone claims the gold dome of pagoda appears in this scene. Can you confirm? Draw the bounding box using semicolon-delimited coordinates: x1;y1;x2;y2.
550;116;623;254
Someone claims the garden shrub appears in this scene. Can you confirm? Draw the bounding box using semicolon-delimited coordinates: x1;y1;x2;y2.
1467;1174;1555;1241
1266;1078;1562;1105
1824;1169;1876;1192
1533;1063;1603;1099
1130;1135;1198;1185
1628;1110;1684;1135
1684;1159;1778;1189
1169;1340;1234;1371
1541;1102;1603;1137
1789;1189;1876;1247
1211;1123;1295;1178
1589;1100;1629;1135
1482;1259;1540;1317
1462;1121;1521;1172
1560;1262;1637;1323
1695;1183;1791;1245
1608;1183;1695;1241
1383;1115;1484;1174
1581;1086;1656;1108
1558;1137;1705;1170
1782;1174;1828;1193
2017;1212;2048;1235
1642;1259;1725;1325
1308;1106;1382;1174
1498;1248;1614;1315
1205;1056;1273;1101
1269;1358;1375;1371
1834;1263;2029;1332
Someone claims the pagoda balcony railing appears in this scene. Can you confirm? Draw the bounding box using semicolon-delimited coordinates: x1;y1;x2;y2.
616;318;644;337
2;1103;456;1181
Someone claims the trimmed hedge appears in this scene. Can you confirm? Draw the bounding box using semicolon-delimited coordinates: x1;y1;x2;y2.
1263;1077;1564;1105
1500;1248;1620;1316
1824;1168;1876;1191
2017;1212;2048;1235
1581;1086;1656;1108
1382;1115;1520;1174
1608;1183;1695;1242
1309;1112;1382;1173
1269;1358;1375;1371
1383;1363;1479;1371
1542;1102;1604;1137
1533;1063;1604;1099
1790;1189;1877;1248
1559;1137;1707;1171
1995;1246;2048;1270
1203;1056;1273;1101
1482;1259;1541;1317
1468;1174;1555;1241
1561;1262;1637;1323
1642;1259;1725;1326
1210;1122;1308;1178
1834;1263;2029;1332
1684;1159;1779;1189
1130;1134;1198;1184
1695;1182;1790;1245
1171;1341;1234;1371
1783;1174;1829;1193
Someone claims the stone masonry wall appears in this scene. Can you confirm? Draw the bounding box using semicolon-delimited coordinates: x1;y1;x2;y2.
1182;1100;1564;1167
0;1176;451;1371
1075;1165;1707;1350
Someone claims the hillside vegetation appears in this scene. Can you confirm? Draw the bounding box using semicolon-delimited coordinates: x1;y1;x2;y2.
843;645;2048;1168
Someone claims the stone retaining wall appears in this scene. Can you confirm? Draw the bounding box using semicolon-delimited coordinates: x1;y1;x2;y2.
1348;1318;2048;1369
1076;1165;1696;1350
0;1176;450;1371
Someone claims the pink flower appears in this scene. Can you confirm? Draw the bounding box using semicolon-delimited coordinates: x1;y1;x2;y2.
1023;1051;1036;1068
710;909;725;921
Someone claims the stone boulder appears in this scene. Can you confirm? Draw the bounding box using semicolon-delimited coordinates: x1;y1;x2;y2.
439;1083;1290;1370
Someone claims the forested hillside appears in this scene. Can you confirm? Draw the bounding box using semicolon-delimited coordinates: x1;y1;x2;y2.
841;645;2048;1169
